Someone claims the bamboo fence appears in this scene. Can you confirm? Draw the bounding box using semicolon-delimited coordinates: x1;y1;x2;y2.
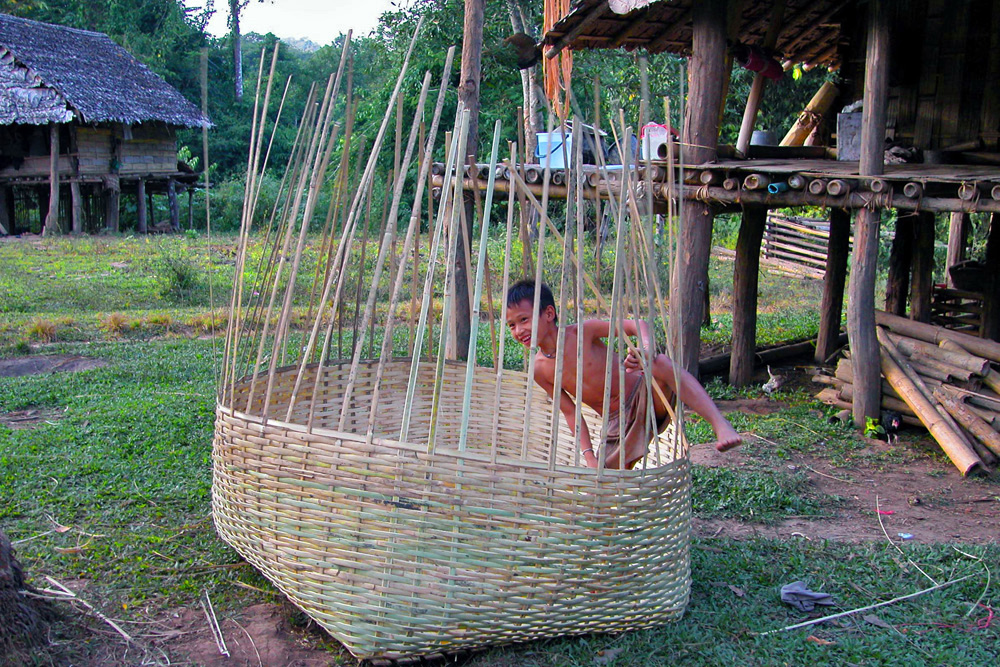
213;28;693;661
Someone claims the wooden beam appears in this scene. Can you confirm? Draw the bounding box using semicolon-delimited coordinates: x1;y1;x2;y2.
982;212;1000;341
735;1;785;156
669;0;728;377
137;178;147;234
729;206;767;386
70;181;82;235
105;177;120;233
885;212;912;315
168;177;180;231
43;123;60;236
847;0;891;427
945;211;970;287
909;212;936;323
0;187;9;235
545;2;608;60
815;208;851;362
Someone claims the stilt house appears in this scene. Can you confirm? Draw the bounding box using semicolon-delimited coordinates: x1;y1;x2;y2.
0;13;210;236
544;0;1000;426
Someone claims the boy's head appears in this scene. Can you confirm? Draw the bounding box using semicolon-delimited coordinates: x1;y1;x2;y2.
505;279;557;345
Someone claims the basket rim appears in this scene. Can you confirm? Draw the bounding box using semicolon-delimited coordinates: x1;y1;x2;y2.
216;402;688;478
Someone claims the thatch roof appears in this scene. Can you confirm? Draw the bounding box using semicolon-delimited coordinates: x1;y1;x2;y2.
0;13;210;127
544;0;847;69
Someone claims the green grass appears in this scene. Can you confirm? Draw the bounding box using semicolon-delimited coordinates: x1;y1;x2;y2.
465;539;999;666
2;236;997;665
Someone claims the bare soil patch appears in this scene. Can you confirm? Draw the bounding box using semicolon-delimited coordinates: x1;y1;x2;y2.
0;406;66;429
155;602;347;666
692;417;1000;545
0;354;108;378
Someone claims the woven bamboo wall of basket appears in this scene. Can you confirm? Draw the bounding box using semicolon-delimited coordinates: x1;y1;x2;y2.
214;26;693;661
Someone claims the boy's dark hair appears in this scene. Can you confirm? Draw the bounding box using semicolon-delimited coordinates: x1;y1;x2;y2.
506;279;557;322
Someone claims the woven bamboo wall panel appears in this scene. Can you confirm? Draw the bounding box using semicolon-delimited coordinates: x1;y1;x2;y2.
214;361;691;660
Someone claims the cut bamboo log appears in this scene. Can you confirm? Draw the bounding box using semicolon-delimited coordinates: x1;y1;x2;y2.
938;338;1000;394
934;388;1000;458
876;310;1000;364
877;327;982;475
781;81;838;147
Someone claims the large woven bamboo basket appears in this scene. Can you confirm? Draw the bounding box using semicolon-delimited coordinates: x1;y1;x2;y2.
213;359;691;660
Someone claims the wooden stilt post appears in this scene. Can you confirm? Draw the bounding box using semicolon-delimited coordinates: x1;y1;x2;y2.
70;181;82;235
945;211;969;287
847;0;891;427
909;211;936;323
137;178;147;234
885;213;913;315
187;188;194;229
670;0;728;376
168;178;180;232
69;127;81;235
815;207;851;362
454;0;485;360
729;206;766;386
43;123;60;235
0;186;9;235
105;177;120;233
982;213;1000;341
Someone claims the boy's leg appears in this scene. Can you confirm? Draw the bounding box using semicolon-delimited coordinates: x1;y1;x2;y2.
647;354;741;452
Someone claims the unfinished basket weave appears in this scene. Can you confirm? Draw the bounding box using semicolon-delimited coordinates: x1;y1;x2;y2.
213;34;693;661
214;360;690;660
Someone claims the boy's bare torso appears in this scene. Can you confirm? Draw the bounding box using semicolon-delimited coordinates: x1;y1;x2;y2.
532;322;638;417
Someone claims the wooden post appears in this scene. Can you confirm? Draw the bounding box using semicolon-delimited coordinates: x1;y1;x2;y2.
982;213;1000;341
168;178;180;232
669;0;728;376
846;0;891;427
187;188;194;229
147;189;155;228
43;123;60;235
729;206;767;386
945;212;969;287
105;177;120;233
815;208;851;362
885;213;913;315
734;1;785;156
0;186;9;235
70;181;82;235
909;212;936;323
454;0;485;360
136;178;147;234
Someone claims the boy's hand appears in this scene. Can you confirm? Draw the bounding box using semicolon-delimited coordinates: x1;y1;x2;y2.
624;350;643;373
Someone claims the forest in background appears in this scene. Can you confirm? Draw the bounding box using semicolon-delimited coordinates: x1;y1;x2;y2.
1;0;832;231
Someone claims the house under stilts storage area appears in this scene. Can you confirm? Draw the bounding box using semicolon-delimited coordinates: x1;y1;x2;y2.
528;0;1000;429
0;13;210;236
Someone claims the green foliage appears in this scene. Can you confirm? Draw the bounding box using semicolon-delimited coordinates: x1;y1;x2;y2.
865;415;886;439
155;249;204;303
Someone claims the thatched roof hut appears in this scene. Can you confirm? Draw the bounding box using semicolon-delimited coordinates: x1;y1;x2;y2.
0;13;210;236
0;13;209;127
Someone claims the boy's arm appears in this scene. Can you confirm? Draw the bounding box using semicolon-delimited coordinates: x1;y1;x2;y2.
580;319;654;371
536;372;599;468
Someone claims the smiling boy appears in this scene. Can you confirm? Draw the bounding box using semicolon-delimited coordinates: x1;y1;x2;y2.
505;279;741;469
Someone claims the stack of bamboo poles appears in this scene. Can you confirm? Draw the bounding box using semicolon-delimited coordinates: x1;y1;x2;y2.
814;310;1000;475
212;21;700;662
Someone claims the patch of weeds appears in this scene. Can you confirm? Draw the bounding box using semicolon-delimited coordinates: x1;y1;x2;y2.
0;340;33;357
26;317;57;343
692;465;822;522
99;312;130;337
156;251;204;305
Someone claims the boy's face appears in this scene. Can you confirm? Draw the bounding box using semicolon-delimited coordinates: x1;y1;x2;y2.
506;299;555;347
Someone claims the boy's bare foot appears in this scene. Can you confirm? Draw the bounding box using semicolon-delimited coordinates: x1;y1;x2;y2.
713;422;742;452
